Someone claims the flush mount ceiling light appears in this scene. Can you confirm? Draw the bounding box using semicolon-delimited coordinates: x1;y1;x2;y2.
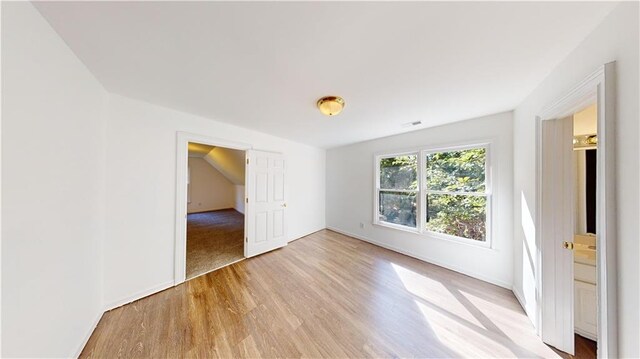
317;96;345;116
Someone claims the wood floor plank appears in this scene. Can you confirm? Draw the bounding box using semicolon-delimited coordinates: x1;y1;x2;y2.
80;229;564;358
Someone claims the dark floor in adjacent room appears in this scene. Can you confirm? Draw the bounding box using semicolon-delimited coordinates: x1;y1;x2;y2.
186;209;244;279
552;334;597;359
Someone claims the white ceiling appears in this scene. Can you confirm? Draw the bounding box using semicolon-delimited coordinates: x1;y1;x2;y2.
34;1;616;148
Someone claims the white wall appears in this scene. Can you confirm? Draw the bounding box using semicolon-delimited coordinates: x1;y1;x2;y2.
326;112;514;288
103;94;325;307
234;185;246;214
187;157;235;213
573;104;597;136
512;3;639;356
1;2;106;357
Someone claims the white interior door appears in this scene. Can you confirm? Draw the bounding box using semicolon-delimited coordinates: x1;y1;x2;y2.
541;116;575;354
245;150;287;257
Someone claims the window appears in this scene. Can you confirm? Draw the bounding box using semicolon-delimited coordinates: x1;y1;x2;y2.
425;148;487;241
375;144;490;245
377;154;418;228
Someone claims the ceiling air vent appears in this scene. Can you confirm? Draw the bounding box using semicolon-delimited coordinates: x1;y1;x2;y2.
402;121;422;128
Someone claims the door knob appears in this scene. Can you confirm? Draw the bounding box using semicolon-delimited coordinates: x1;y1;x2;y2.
563;241;574;250
281;203;287;208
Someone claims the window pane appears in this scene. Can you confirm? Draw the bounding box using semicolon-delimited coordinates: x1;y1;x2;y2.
379;191;417;228
426;194;486;241
380;155;418;190
426;148;485;192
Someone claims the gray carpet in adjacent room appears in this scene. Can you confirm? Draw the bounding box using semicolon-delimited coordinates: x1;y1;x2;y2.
186;209;244;279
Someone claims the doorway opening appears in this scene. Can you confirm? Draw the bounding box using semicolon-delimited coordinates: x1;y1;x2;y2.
542;106;599;358
571;104;598;356
174;134;288;285
537;63;616;358
185;142;246;280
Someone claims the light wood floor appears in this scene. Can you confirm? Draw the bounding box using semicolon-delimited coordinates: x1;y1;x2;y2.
81;229;563;358
186;209;244;279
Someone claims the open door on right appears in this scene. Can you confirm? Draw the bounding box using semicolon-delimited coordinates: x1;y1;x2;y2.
540;115;575;355
245;150;287;258
538;63;616;359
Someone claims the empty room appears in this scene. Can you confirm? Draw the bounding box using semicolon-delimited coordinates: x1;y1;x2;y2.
1;1;638;358
185;142;247;279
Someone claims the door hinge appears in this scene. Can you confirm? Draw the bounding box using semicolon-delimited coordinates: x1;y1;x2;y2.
246;158;249;165
245;237;248;243
246;198;248;203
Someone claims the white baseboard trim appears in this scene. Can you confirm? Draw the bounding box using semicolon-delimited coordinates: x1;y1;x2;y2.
73;310;104;358
327;226;512;290
105;227;322;312
512;287;526;311
288;227;325;243
187;206;234;214
575;328;597;342
104;280;175;312
512;287;534;323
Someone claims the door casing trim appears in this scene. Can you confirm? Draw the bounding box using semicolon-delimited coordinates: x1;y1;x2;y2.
174;132;252;285
535;62;617;357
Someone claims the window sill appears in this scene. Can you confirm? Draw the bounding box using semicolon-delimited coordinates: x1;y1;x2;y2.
374;221;420;234
424;230;492;249
373;221;492;249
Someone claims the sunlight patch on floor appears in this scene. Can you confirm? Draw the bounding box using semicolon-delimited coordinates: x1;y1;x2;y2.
392;261;562;358
391;262;483;327
415;300;516;357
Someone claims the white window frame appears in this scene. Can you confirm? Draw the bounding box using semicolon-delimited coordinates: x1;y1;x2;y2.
374;151;420;232
373;142;492;248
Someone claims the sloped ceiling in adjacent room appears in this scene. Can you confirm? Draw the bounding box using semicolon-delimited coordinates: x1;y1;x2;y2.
34;2;617;148
203;147;245;186
187;143;215;158
188;143;246;185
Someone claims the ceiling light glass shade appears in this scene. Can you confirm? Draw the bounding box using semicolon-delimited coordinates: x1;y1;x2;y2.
317;96;345;116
